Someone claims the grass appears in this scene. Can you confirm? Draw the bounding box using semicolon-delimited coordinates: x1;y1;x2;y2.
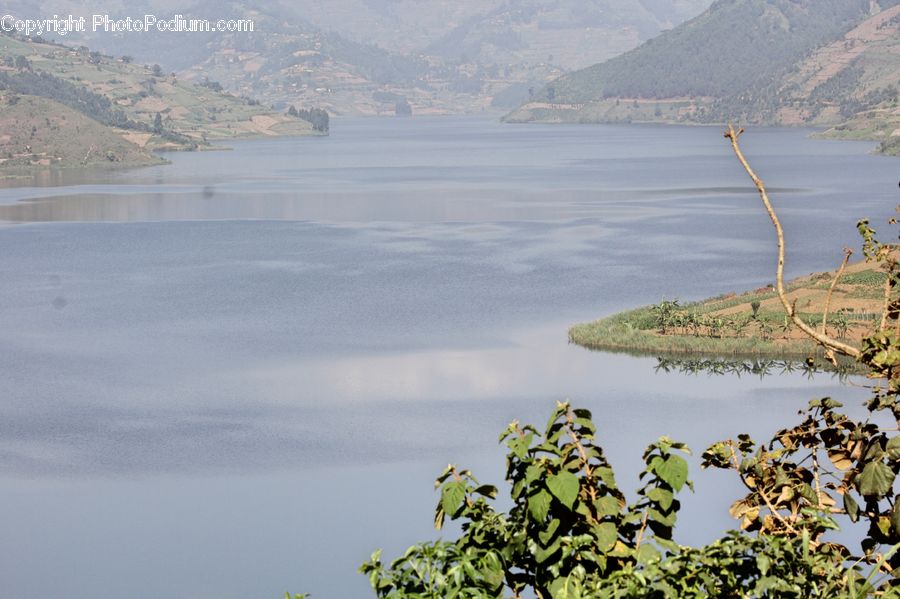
840;269;888;286
569;307;821;358
570;261;890;359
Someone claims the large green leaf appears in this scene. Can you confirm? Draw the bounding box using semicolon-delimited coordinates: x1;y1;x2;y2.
887;436;900;462
539;519;561;545
892;501;900;537
508;435;530;459
524;464;543;486
655;455;689;491
596;466;617;488
547;471;580;510
636;543;660;565
843;491;860;523
528;489;552;522
647;487;674;511
648;507;676;527
533;537;561;564
473;485;498;499
593;495;621;517
858;461;895;498
592;521;618;552
441;481;466;516
756;554;772;576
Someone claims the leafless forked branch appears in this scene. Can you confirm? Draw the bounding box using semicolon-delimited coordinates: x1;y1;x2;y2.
724;124;862;360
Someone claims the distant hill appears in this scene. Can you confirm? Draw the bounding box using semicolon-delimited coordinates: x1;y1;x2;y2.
267;0;710;70
2;0;505;116
776;5;900;152
527;0;874;102
0;94;163;169
175;16;450;117
505;0;900;152
179;0;711;115
140;5;564;116
6;0;712;115
0;31;320;169
421;0;711;70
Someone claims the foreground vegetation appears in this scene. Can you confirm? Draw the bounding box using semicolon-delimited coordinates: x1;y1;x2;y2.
343;129;900;598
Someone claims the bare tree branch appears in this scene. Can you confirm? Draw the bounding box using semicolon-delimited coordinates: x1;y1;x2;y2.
724;124;861;359
821;247;853;335
880;267;893;333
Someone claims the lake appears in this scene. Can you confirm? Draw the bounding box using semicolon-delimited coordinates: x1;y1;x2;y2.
0;116;897;598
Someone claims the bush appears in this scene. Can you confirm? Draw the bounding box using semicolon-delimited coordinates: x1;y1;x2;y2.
361;401;899;598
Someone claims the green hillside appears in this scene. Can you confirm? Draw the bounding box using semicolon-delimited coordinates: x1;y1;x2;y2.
531;0;873;103
0;93;164;170
0;31;320;168
505;0;900;152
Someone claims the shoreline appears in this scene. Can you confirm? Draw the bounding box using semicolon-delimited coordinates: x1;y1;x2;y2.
569;259;888;361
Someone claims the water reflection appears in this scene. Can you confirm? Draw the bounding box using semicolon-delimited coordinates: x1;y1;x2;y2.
652;355;865;379
0;319;873;478
0;165;125;189
0;187;806;223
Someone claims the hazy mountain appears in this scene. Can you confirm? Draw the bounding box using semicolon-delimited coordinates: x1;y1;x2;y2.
422;0;712;69
3;0;308;70
505;0;900;153
276;0;710;60
521;0;880;103
7;0;713;114
298;0;711;69
0;31;318;168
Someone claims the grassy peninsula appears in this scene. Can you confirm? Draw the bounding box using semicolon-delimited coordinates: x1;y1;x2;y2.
570;259;889;358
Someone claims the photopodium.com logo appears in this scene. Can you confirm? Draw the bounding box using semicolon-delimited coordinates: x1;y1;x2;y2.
0;14;255;37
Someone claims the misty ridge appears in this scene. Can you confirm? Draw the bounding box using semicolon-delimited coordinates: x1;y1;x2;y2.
1;0;896;155
5;0;711;116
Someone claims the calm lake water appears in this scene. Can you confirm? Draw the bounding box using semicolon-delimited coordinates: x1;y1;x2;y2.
0;117;897;599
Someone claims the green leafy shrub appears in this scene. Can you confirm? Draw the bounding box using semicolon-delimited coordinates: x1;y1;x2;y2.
751;300;762;318
361;401;900;598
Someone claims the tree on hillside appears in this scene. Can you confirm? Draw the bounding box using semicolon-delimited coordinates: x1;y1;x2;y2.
395;99;412;117
199;78;223;93
293;107;329;133
0;70;141;131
